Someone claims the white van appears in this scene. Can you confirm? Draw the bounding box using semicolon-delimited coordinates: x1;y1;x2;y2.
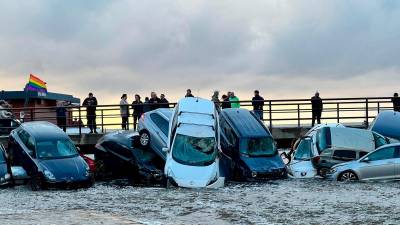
287;124;391;178
163;97;224;188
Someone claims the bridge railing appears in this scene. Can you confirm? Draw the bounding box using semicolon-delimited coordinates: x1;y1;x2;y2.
1;96;395;136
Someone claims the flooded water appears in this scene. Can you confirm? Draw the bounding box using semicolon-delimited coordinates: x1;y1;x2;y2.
1;179;399;225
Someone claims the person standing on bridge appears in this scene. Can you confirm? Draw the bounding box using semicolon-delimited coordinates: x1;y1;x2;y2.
149;92;161;110
221;94;230;109
132;94;143;130
120;94;129;130
252;90;265;120
56;101;68;132
185;89;194;98
311;92;323;127
229;92;240;108
82;93;98;134
159;94;169;108
392;93;400;112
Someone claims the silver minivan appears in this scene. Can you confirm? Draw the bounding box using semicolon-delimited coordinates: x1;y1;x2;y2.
328;143;400;181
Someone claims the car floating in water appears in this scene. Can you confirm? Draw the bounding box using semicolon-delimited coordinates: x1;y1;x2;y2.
164;97;224;188
95;130;165;185
219;108;287;181
8;121;94;190
327;143;400;181
285;124;391;178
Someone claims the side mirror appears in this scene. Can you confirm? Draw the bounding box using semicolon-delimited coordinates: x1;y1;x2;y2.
162;147;169;153
362;157;370;163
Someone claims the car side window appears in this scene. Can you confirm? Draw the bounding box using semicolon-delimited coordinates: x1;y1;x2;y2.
332;150;356;161
367;147;396;161
359;151;368;158
221;119;236;146
395;147;400;158
150;113;169;136
18;130;35;154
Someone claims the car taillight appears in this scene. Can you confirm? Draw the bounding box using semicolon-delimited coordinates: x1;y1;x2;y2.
141;113;145;120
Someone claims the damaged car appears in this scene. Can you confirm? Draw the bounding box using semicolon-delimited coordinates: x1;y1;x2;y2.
285;124;391;178
219;108;287;181
164;97;224;188
8;121;94;190
369;110;400;141
0;144;12;186
95;130;165;185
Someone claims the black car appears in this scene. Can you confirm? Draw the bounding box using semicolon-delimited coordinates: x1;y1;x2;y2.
95;130;164;185
0;144;12;186
8;121;94;190
219;108;287;181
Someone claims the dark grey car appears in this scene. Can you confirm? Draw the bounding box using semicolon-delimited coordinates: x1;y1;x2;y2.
137;109;172;160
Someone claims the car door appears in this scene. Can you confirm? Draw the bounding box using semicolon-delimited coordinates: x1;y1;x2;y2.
358;146;396;180
149;113;168;152
16;130;38;176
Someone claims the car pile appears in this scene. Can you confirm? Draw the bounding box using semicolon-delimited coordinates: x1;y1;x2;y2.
1;102;399;190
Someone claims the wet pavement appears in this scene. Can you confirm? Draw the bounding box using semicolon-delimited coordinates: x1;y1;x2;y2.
0;179;399;225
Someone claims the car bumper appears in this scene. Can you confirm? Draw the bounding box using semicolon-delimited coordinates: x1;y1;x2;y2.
246;169;288;181
44;177;94;189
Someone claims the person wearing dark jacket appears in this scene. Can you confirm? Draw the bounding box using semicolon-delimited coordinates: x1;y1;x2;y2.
159;94;169;108
132;94;143;130
252;90;265;120
392;93;400;112
82;92;98;133
221;94;231;109
143;97;151;113
185;89;194;98
148;92;161;110
311;92;323;127
56;101;68;132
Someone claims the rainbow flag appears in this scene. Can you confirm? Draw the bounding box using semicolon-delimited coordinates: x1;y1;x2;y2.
25;74;47;93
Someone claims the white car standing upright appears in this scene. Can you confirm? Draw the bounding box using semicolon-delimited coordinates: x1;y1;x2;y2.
163;97;224;188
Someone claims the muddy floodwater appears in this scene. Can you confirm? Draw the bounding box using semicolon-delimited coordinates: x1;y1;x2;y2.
0;179;399;225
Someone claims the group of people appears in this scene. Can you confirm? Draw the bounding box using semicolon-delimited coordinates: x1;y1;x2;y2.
66;91;400;133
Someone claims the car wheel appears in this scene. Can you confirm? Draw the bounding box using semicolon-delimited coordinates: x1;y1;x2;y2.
30;175;43;191
139;130;150;148
338;171;358;182
317;167;330;178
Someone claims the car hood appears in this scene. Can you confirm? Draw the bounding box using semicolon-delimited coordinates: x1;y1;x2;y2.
241;154;285;172
167;159;219;188
39;156;88;181
288;160;317;178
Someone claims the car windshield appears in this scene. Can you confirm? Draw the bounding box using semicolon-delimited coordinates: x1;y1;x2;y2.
36;139;78;159
316;127;331;153
172;134;217;166
240;137;276;157
134;148;156;162
294;138;314;161
373;132;388;148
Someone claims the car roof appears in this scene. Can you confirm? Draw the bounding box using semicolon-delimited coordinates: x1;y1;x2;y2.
153;108;173;119
20;121;69;141
177;97;215;115
177;124;215;138
369;110;400;140
222;108;271;138
375;142;400;150
329;127;375;151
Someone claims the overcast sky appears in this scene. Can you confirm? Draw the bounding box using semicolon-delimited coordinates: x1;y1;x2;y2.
0;0;399;103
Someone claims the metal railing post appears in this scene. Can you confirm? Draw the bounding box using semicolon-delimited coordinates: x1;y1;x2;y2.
78;106;82;137
30;108;34;121
101;109;104;133
297;104;300;128
268;100;272;129
336;103;340;123
377;102;380;113
365;98;369;127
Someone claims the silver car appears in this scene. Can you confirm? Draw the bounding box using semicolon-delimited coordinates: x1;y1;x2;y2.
137;108;172;160
328;143;400;181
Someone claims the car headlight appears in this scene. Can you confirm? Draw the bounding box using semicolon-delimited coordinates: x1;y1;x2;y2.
4;173;11;180
251;171;257;178
330;168;337;173
44;170;56;181
208;173;219;185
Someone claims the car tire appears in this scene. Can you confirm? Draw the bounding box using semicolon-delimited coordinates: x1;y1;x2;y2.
139;130;151;148
317;167;330;178
338;171;358;182
30;175;43;191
